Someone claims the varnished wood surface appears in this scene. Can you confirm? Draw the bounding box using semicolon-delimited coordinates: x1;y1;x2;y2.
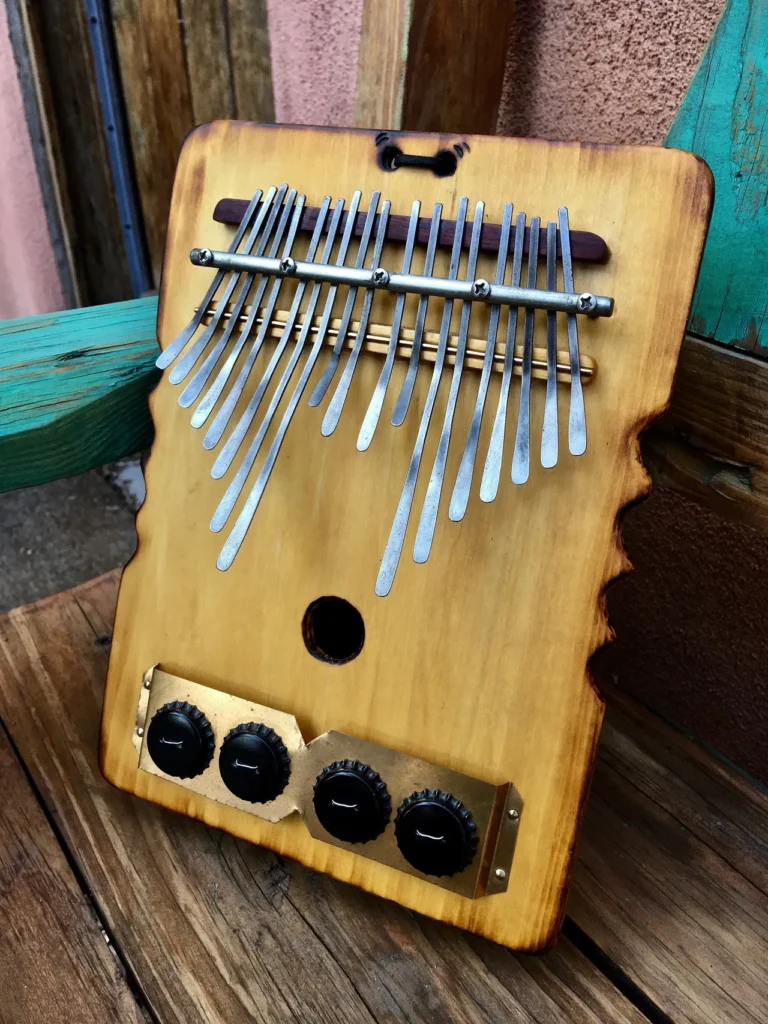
0;690;142;1023
102;122;711;951
3;572;768;1022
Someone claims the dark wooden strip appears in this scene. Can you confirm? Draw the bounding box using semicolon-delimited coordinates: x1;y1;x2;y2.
0;573;646;1024
226;0;274;121
0;715;143;1023
213;198;610;262
178;0;236;124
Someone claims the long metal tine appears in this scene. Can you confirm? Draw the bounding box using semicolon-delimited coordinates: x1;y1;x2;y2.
309;192;381;406
210;197;345;481
215;193;370;565
559;206;587;456
169;184;285;384
391;204;442;427
156;188;263;370
189;193;306;429
448;202;513;522
541;221;559;468
413;201;485;562
511;216;541;485
374;198;468;597
179;189;300;408
357;200;422;450
479;212;526;502
321;202;392;436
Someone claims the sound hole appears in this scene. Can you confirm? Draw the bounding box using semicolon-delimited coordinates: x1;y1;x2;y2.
302;596;365;665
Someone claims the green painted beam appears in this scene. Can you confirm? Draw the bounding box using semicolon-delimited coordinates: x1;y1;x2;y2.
0;297;160;492
666;0;768;355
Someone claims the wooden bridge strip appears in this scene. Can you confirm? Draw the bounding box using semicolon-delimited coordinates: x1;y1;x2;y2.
0;572;644;1024
0;704;143;1023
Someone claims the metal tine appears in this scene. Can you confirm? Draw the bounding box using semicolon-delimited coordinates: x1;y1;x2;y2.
210;197;345;482
188;193;305;427
215;194;372;566
413;201;485;563
356;200;422;450
374;198;469;598
541;221;559;468
448;202;513;522
205;197;334;455
559;206;587;456
511;216;541;485
169;184;285;384
321;202;392;436
391;204;442;426
156;188;263;370
479;212;526;502
179;189;300;409
308;192;381;406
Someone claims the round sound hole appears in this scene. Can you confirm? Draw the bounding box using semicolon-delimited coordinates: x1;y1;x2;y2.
302;596;365;665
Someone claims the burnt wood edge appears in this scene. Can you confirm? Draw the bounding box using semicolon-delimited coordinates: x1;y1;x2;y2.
213;198;610;263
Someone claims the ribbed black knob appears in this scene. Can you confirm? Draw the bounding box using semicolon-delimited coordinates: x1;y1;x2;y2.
395;789;479;877
146;701;214;779
313;759;391;844
219;722;291;803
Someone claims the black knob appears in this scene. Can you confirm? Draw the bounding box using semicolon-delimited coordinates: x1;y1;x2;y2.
146;701;214;779
395;789;479;877
313;759;391;844
219;722;291;803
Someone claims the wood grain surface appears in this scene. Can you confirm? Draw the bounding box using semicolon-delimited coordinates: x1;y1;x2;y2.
100;123;711;950
0;698;142;1023
4;571;767;1022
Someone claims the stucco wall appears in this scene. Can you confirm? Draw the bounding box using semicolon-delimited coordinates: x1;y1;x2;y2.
0;2;64;318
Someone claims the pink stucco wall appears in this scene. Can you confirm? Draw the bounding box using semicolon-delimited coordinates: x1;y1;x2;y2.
0;2;64;319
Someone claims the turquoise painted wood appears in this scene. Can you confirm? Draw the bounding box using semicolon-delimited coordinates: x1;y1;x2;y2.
0;297;160;492
666;0;768;355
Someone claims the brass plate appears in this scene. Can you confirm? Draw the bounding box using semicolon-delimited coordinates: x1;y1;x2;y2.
137;667;522;897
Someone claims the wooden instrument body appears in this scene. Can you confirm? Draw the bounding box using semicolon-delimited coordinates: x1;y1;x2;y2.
101;123;711;951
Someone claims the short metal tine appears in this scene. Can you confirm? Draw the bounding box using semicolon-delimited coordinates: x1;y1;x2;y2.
413;200;485;562
392;204;442;426
357;200;422;451
559;206;587;456
156;188;263;370
180;189;300;409
511;216;541;485
480;212;526;501
189;193;305;429
169;184;284;384
374;197;469;597
321;201;392;436
216;192;367;565
449;202;513;521
210;197;344;481
309;191;381;406
541;220;559;468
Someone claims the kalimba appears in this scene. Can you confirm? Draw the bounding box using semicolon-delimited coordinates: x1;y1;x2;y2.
101;123;711;951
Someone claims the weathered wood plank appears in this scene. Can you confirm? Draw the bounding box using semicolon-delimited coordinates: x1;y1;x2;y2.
0;707;143;1023
23;0;132;304
227;0;274;121
571;688;768;1024
666;0;768;355
0;573;646;1024
179;0;236;125
354;0;514;133
108;0;195;282
0;298;159;492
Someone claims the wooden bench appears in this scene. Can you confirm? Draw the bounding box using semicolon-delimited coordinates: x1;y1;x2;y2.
0;571;766;1022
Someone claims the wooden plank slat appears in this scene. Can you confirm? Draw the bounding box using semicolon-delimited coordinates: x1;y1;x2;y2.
0;707;143;1023
573;689;768;1024
0;573;647;1024
666;0;768;355
21;0;132;304
0;297;159;492
226;0;275;121
108;0;195;282
178;0;235;125
354;0;514;133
